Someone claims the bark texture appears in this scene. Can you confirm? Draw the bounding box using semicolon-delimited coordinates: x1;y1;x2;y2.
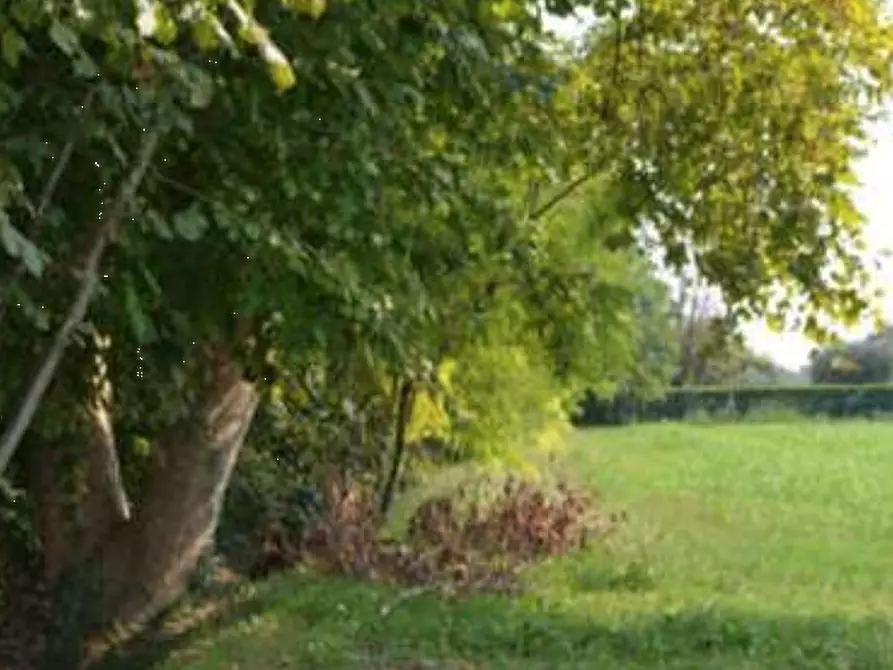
40;357;259;668
27;367;130;585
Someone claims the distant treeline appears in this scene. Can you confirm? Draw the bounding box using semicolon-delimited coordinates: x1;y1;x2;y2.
575;384;893;425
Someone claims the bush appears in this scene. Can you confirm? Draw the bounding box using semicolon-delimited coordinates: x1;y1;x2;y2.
218;376;387;575
217;446;322;574
438;340;574;463
252;469;619;595
574;383;893;425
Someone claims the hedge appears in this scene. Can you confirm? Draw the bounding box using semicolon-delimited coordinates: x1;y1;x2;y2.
574;383;893;425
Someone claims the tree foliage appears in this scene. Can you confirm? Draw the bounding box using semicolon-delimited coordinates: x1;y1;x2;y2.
568;0;893;334
0;0;891;662
810;328;893;385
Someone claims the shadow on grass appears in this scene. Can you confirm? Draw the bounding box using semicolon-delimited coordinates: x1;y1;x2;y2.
92;583;271;670
94;575;893;669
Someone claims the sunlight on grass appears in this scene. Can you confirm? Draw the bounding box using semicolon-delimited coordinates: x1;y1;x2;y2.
149;421;893;669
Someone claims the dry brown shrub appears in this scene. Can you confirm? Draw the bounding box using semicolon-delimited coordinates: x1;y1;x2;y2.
251;470;620;595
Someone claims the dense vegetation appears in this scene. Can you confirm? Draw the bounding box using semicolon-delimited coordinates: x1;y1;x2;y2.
809;328;893;384
0;0;891;667
576;384;893;425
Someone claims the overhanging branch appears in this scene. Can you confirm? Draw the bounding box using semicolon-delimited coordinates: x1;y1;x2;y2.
0;125;164;476
0;87;98;327
529;171;594;221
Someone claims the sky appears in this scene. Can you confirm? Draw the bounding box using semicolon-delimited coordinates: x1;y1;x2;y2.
546;11;893;371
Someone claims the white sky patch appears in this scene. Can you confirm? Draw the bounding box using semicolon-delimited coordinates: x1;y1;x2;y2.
135;0;157;37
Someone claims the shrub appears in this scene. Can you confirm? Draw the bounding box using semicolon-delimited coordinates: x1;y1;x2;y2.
575;383;893;425
217;446;322;574
253;470;619;595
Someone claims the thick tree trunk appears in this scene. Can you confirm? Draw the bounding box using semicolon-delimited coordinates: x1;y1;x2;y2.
27;411;130;585
27;349;131;584
41;356;259;668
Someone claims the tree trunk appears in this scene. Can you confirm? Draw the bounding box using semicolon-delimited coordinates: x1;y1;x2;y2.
27;348;131;585
27;411;130;585
379;378;414;517
40;355;259;668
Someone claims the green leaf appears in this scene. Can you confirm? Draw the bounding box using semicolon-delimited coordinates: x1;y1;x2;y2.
124;282;156;344
192;17;221;51
1;29;26;69
354;81;379;117
48;22;80;56
73;54;100;79
0;212;48;277
144;209;175;239
269;61;297;94
179;65;215;109
172;204;210;241
287;0;327;19
141;267;163;297
152;4;179;45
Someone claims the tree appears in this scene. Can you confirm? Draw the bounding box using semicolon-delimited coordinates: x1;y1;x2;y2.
0;3;607;662
0;1;890;665
566;0;892;334
810;328;893;384
666;272;751;386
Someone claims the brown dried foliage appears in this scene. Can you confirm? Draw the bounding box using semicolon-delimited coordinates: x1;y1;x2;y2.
251;471;619;594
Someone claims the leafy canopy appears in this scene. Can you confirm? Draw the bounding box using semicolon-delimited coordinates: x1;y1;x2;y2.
0;0;890;464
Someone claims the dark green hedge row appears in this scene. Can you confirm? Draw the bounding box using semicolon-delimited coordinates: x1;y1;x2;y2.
574;384;893;425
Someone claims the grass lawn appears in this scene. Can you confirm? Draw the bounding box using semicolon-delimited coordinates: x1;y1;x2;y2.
126;421;893;669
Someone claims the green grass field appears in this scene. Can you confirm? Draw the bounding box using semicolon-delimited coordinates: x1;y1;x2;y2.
133;421;893;669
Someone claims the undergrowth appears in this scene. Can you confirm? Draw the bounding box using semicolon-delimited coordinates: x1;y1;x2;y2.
253;470;617;595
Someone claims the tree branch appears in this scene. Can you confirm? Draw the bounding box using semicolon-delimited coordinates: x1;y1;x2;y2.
35;90;98;221
0;125;163;476
150;168;216;207
0;88;98;327
379;378;414;517
529;171;594;222
528;148;620;223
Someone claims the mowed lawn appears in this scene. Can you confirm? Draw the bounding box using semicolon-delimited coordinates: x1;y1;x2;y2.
138;421;893;670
